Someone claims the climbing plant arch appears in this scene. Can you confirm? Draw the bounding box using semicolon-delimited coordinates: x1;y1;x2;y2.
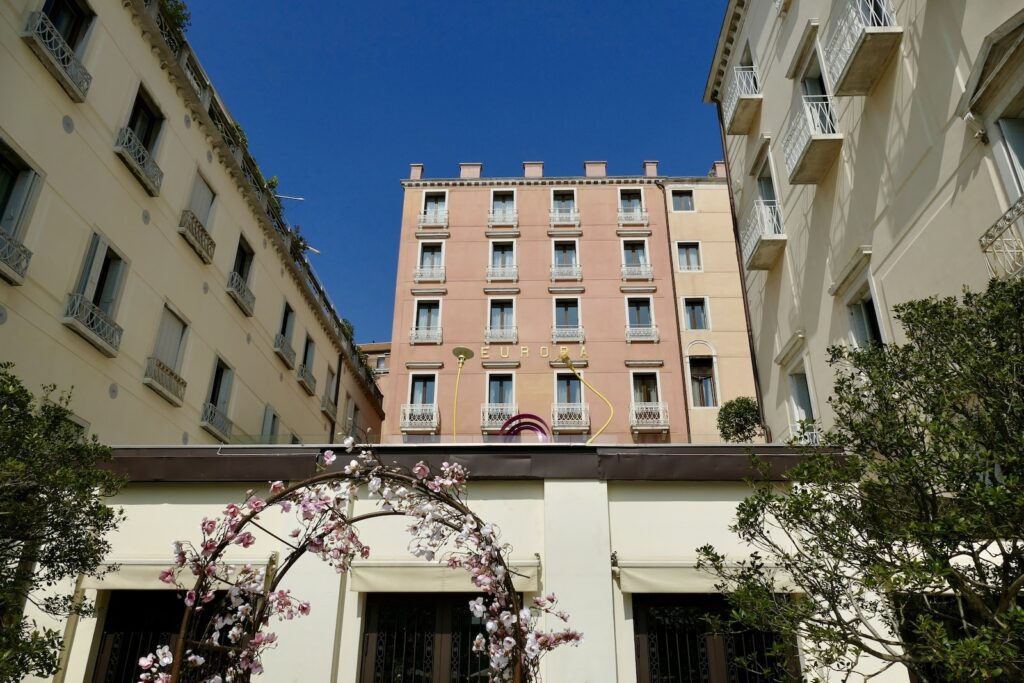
138;443;580;683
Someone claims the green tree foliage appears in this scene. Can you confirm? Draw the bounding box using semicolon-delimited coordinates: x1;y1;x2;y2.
0;364;124;681
717;396;764;443
698;277;1024;681
159;0;191;33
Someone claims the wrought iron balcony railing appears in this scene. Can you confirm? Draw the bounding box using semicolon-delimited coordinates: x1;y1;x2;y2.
114;126;163;196
740;200;785;269
200;402;233;442
484;326;518;344
296;363;317;396
486;264;518;281
23;11;92;101
550;263;583;281
549;207;580;227
143;356;186;406
630;402;670;431
0;231;32;284
488;208;518;227
980;195;1024;281
418;210;448;228
722;65;760;133
63;292;122;357
823;0;900;95
320;393;337;417
413;265;445;282
481;403;518;431
273;333;296;368
551;325;584;343
625;324;659;343
786;422;822;447
782;95;840;182
621;262;654;280
618;207;649;226
551;403;590;432
226;271;255;316
178;210;216;264
410;326;442;344
400;403;439;432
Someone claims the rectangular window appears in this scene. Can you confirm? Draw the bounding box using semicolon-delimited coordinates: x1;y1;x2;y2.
232;237;254;282
689;357;717;407
553;241;577;265
622;240;647;265
489;300;514;328
552;190;576;210
261;405;280;443
554;298;579;327
626;297;653;327
302;335;315;367
487;374;514;404
683;298;709;330
423;191;446;212
789;368;814;421
127;89;162;152
491;190;515;211
279;302;295;341
0;141;39;239
676;242;702;271
419;243;442;267
632;373;659;402
848;294;882;346
76;233;126;315
375;355;387;370
671;189;695;211
208;358;233;411
43;0;91;50
556;373;582;404
410;375;436;405
187;174;215;225
415;300;440;328
997;118;1024;196
491;242;514;266
619;189;642;210
152;306;186;370
325;366;338;401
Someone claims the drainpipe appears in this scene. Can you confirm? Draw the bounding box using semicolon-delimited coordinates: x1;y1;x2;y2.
714;100;771;441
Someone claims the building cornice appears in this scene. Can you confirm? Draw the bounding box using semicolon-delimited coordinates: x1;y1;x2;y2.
703;0;748;103
401;176;725;189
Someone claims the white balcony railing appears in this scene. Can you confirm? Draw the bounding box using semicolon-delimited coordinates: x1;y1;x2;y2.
552;325;585;343
824;0;898;91
226;271;255;316
550;263;583;280
201;402;233;442
722;65;760;128
400;403;439;432
621;262;654;280
980;195;1024;281
618;207;649;226
481;403;518;431
549;207;581;227
63;292;123;356
741;200;785;266
630;402;670;431
0;230;32;283
488;208;518;227
418;209;448;228
22;11;92;101
178;209;216;264
486;264;518;281
552;403;590;431
787;422;822;446
296;363;317;396
143;356;186;406
782;95;838;179
410;326;442;344
413;265;445;282
484;326;518;344
114;126;163;196
625;324;659;343
273;333;296;368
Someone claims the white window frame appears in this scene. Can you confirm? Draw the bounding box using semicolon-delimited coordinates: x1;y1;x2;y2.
487;296;516;328
551;238;580;265
73;230;130;318
669;187;696;213
420;189;448;212
549;187;578;209
552;296;582;328
617;186;646;209
623;295;656;328
418;241;445;267
684;341;720;410
489;239;517;266
489;187;517;211
785;355;818;425
484;371;516;404
413;297;443;328
680;296;712;331
0;135;44;241
207;355;234;411
552;371;585;405
407;371;439;405
844;280;885;347
675;240;704;272
628;369;663;403
620;237;650;264
125;81;165;157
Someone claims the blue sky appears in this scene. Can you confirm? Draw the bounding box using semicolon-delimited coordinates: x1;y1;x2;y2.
187;1;728;343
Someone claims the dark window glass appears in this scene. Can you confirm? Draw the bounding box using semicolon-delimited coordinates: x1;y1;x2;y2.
128;90;162;151
43;0;89;48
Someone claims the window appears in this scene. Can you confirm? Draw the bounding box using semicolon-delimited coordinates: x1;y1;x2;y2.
553;241;577;265
261;406;280;443
127;88;162;153
0;141;40;242
789;366;815;422
232;236;254;283
374;355;388;370
632;373;660;403
689;357;717;407
325;366;338;402
423;191;446;213
622;240;648;265
491;190;515;211
491;242;514;266
800;53;836;133
489;300;514;328
75;233;126;316
757;158;778;203
487;374;514;404
42;0;91;50
848;293;883;346
410;375;436;405
619;189;643;210
626;297;653;328
301;335;315;368
552;190;576;210
208;358;233;413
671;189;695;211
152;306;186;371
554;298;579;327
279;303;295;342
677;242;702;271
419;243;442;267
683;298;709;330
556;373;582;404
415;300;440;329
998;118;1024;196
187;174;215;226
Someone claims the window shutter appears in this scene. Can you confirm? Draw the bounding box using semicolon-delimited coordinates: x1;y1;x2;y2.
998;119;1024;197
188;175;215;224
153;307;186;369
216;368;233;412
96;255;123;314
79;234;107;298
261;406;276;440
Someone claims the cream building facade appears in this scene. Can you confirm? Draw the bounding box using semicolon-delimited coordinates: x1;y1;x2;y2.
0;0;382;445
705;0;1024;443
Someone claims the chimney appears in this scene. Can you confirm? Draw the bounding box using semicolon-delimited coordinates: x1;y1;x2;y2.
460;162;483;179
709;161;727;178
409;163;423;180
523;161;544;178
643;160;659;177
584;160;607;177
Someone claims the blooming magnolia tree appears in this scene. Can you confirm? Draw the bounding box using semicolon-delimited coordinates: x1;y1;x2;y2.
139;440;580;683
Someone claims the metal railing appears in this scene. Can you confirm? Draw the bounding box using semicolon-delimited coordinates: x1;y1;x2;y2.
630;402;670;430
413;265;445;282
0;231;32;281
824;0;897;86
550;263;583;280
23;11;92;100
484;326;518;344
621;262;654;280
787;422;822;446
723;65;760;126
201;402;233;442
486;264;518;281
552;403;590;431
297;363;317;395
488;208;518;226
144;356;186;404
741;200;784;265
552;325;585;343
980;195;1024;280
146;0;181;57
618;207;649;225
226;271;255;316
114;126;163;196
400;403;439;431
625;324;659;343
178;209;216;263
409;326;442;344
320;393;337;417
64;292;123;353
550;207;580;226
273;334;296;368
481;403;518;431
782;95;838;178
418;209;448;227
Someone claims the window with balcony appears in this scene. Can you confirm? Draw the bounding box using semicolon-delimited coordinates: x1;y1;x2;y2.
322;366;338;417
622;240;652;279
676;242;702;271
23;0;94;101
787;364;819;444
64;233;125;356
553;298;583;342
483;373;516;431
490;190;516;226
618;189;647;224
550;189;579;225
724;45;763;135
227;236;255;316
411;300;441;344
689;357;718;408
630;372;669;431
402;374;438;432
683;297;709;330
415;242;444;282
298;336;316;395
144;305;187;405
274;302;296;367
116;87;164;196
0;141;39;283
486;299;516;343
671;190;694;212
202;358;233;441
179;173;216;263
487;241;517;281
261;405;280;444
848;292;882;346
556;374;582;404
551;240;581;280
782;53;842;185
421;191;447;226
742;159;785;270
626;297;657;342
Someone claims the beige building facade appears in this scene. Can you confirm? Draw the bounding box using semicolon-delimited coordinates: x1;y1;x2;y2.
0;0;382;445
705;0;1024;443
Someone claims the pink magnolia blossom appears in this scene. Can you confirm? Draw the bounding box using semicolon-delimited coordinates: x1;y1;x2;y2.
412;461;430;479
322;449;337;465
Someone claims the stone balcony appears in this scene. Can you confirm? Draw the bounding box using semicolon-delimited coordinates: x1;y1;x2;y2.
178;209;216;264
781;95;843;185
22;11;92;102
629;402;670;432
400;403;439;433
143;356;186;406
114;126;163;196
823;0;902;96
551;403;590;433
723;65;761;135
740;200;786;270
62;292;122;357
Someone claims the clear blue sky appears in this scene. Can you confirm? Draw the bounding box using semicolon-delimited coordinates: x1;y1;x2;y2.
186;1;728;343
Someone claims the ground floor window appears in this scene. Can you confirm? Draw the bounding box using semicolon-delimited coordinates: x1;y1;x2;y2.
633;594;796;682
359;593;491;682
90;590;183;682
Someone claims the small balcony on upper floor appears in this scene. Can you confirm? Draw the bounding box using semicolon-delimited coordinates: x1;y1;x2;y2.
723;66;762;135
629;402;670;433
226;271;255;317
22;11;92;102
200;402;233;443
741;200;786;270
484;326;518;344
410;325;442;345
486;264;518;282
413;265;446;283
618;207;649;227
418;209;448;229
551;403;590;433
143;356;186;407
178;210;216;264
273;334;296;368
62;292;122;357
481;403;517;432
823;0;903;96
320;393;337;419
550;263;583;281
781;95;843;185
400;403;439;434
621;262;654;281
551;325;585;344
980;195;1024;281
550;207;581;228
488;208;518;228
0;231;32;285
296;363;317;396
625;324;659;343
114;126;163;197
